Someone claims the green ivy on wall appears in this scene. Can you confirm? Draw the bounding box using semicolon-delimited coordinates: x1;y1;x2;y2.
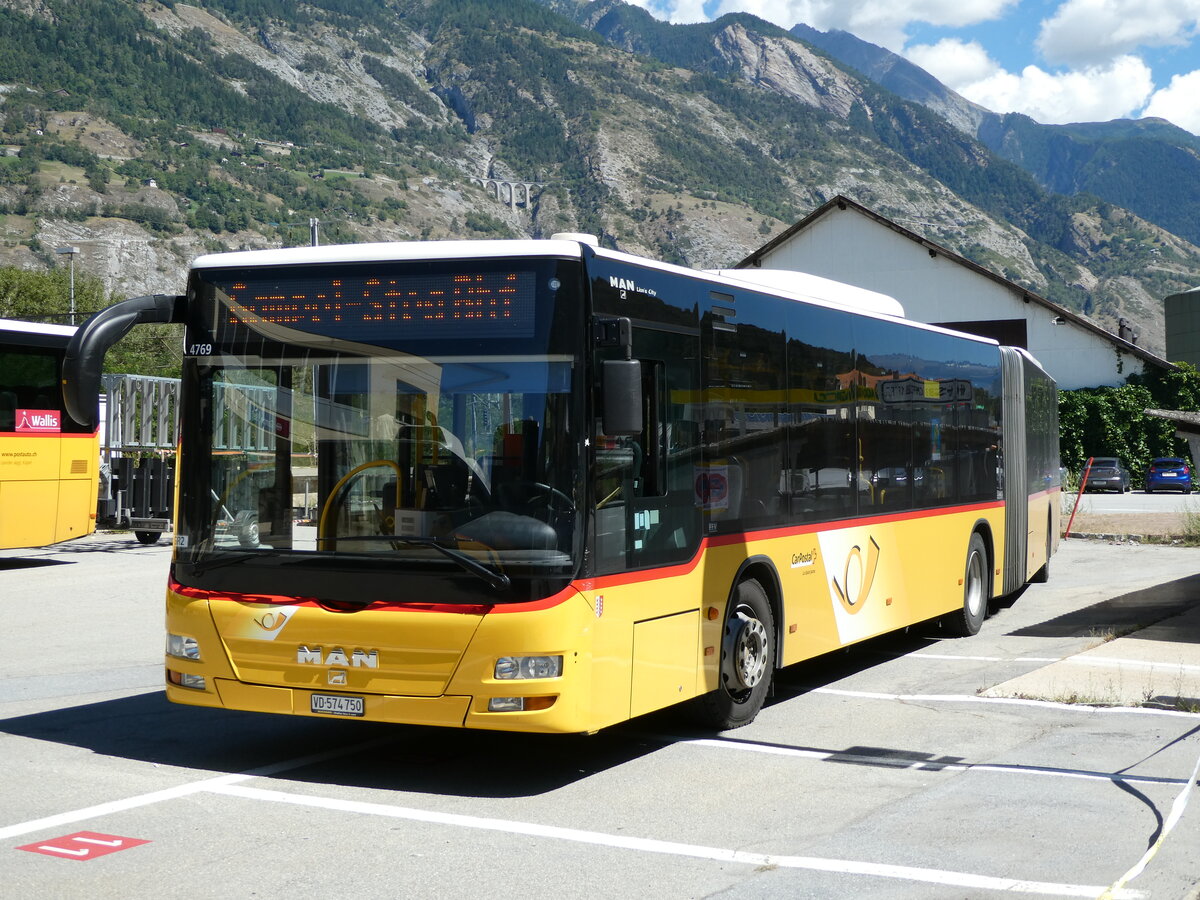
1058;363;1200;480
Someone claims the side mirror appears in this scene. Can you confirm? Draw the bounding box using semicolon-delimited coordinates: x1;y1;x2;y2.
602;358;642;436
62;293;185;428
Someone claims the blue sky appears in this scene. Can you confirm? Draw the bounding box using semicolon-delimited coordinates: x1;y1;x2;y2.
626;0;1200;134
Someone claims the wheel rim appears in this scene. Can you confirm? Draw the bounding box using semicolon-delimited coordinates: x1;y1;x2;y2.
965;549;985;618
722;606;768;697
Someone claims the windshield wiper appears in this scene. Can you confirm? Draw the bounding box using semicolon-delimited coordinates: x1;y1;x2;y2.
317;534;511;592
187;550;257;576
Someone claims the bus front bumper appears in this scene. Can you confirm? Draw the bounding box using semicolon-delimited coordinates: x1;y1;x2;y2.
165;678;585;733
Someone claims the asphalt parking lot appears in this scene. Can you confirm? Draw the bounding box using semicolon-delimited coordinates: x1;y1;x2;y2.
1;533;1199;899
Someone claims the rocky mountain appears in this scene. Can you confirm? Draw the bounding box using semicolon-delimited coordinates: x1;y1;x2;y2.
1;0;1197;359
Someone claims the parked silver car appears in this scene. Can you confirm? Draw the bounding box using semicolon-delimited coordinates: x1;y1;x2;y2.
1084;456;1130;493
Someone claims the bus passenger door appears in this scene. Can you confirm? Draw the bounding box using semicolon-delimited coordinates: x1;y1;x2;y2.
592;326;703;719
592;329;701;576
592;359;663;574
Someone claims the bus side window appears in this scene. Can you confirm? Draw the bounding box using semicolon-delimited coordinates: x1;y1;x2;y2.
637;360;664;498
0;390;15;431
594;361;661;502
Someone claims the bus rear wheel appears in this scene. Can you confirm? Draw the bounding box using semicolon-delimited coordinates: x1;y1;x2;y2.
944;532;989;636
696;578;775;730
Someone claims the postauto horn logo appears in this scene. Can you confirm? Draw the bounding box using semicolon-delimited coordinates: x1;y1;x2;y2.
832;536;880;615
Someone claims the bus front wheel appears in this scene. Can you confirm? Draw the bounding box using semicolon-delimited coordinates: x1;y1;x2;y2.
697;578;775;730
944;532;989;636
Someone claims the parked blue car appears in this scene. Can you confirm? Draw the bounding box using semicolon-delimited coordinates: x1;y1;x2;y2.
1145;457;1193;493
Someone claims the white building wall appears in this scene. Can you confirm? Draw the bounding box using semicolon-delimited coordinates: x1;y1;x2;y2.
756;210;1145;390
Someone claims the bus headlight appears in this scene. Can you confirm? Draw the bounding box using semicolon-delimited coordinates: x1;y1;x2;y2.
494;655;562;680
166;633;201;660
487;696;556;712
167;669;207;690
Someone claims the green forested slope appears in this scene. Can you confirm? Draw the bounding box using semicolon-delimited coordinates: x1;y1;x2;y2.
0;0;1196;359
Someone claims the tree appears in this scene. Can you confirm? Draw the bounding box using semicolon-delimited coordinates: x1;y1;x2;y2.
0;266;107;322
1058;364;1200;479
0;266;180;376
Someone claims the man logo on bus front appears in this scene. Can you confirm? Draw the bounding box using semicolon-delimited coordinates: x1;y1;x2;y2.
832;536;880;615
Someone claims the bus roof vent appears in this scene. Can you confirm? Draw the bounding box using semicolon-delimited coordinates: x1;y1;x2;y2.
709;268;905;318
550;232;599;247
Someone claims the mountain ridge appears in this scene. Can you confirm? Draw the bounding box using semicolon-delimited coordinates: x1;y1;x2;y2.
786;22;1200;247
0;0;1196;360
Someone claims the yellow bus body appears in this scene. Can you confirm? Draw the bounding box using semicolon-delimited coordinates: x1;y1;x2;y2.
165;494;1057;734
0;430;99;550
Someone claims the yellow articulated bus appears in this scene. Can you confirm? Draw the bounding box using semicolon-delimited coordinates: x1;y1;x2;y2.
62;237;1059;733
0;318;99;550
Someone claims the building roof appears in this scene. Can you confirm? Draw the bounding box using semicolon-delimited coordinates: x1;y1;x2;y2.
1165;285;1200;302
737;194;1173;374
1145;409;1200;435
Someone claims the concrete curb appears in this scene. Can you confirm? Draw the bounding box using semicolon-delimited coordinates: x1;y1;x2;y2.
1064;532;1195;545
984;598;1200;710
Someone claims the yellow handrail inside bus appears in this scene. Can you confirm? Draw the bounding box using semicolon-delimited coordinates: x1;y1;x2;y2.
318;459;404;546
596;485;623;509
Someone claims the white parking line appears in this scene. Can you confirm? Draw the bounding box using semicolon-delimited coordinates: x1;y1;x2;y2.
1102;742;1200;898
0;775;242;842
0;719;1157;898
1064;656;1200;674
204;782;1145;898
0;724;1157;898
0;736;396;842
910;654;1200;677
676;738;1192;786
813;687;1200;718
912;654;1062;663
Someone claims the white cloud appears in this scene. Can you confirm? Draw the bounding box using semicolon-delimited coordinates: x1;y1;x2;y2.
627;0;1199;132
1143;69;1200;133
623;0;711;23
1037;0;1200;68
905;41;1156;125
906;38;999;86
630;0;1017;49
965;56;1155;124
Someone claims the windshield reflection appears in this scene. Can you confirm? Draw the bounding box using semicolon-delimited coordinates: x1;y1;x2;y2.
188;352;580;576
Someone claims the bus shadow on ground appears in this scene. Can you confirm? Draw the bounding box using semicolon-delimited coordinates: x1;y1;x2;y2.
1;536;165;561
768;629;936;700
0;557;74;570
1004;573;1200;643
44;536;167;554
0;692;661;798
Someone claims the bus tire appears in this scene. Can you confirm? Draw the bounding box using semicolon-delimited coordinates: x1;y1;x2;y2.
134;530;160;545
944;532;989;637
697;578;775;730
234;511;260;549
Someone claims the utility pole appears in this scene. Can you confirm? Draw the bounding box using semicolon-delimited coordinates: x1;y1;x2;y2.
56;245;79;325
309;218;320;247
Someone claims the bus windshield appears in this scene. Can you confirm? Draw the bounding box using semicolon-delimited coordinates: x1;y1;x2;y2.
174;257;585;602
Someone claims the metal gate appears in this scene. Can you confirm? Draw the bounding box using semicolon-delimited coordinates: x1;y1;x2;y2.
98;374;181;542
98;375;277;543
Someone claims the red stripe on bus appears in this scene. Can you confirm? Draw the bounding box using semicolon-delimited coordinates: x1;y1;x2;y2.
167;500;1007;614
0;430;98;438
166;577;575;615
582;499;1005;590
